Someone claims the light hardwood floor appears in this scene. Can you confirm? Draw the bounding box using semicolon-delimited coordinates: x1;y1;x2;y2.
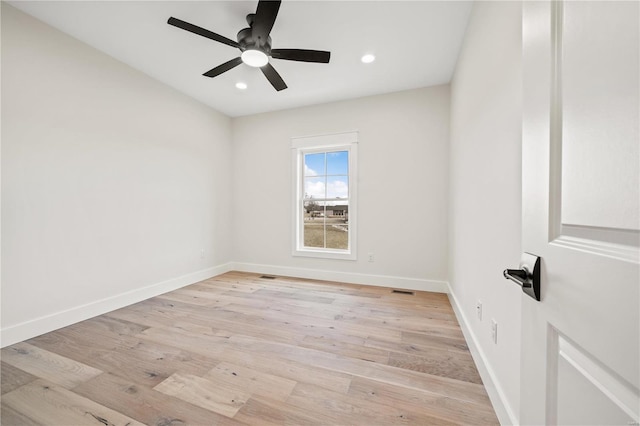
1;271;498;425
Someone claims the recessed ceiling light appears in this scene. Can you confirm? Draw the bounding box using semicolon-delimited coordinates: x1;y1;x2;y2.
241;49;269;68
361;54;376;64
235;82;248;90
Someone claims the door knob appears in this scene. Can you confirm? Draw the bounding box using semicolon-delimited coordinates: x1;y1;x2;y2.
504;252;541;301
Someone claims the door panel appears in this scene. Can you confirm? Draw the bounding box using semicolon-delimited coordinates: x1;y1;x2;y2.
521;1;639;424
561;2;639;232
554;331;638;425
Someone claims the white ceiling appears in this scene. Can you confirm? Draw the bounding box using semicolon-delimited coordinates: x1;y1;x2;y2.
8;1;473;117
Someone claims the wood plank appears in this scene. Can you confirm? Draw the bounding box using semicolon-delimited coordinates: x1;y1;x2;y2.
0;402;42;426
301;335;390;364
365;333;469;356
73;372;243;425
107;306;234;336
94;338;220;387
211;300;404;343
1;362;37;395
388;350;483;384
402;327;466;342
209;348;353;395
348;376;500;425
2;379;144;426
1;343;102;389
223;333;492;406
250;288;335;304
153;373;250;418
329;309;461;333
203;362;297;401
137;326;235;358
188;279;263;293
28;325;220;388
287;382;458;425
197;286;345;312
28;315;148;357
156;291;221;306
241;279;383;300
138;326;353;394
233;395;320;426
138;310;304;346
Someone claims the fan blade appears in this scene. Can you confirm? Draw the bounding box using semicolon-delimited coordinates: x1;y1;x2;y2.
168;17;239;49
271;49;331;63
203;57;243;78
252;1;281;46
260;63;287;91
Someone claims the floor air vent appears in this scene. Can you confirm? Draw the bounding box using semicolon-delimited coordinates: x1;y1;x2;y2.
260;275;277;280
391;289;415;295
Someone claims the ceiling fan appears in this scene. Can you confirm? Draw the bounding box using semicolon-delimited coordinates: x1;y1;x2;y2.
167;0;331;91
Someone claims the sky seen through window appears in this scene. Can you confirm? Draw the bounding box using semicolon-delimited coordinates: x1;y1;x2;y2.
304;151;349;201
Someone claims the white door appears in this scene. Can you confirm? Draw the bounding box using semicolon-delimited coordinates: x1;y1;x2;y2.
521;1;639;425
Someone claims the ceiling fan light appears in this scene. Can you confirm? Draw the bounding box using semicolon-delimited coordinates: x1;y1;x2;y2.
361;54;376;64
241;49;269;67
235;82;248;90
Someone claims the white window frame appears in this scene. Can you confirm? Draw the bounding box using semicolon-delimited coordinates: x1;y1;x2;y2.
291;131;358;260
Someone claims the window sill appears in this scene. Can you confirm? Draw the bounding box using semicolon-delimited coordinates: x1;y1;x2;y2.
292;248;357;261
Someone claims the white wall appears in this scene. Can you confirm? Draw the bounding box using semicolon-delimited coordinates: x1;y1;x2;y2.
231;86;450;291
448;2;523;424
1;4;233;346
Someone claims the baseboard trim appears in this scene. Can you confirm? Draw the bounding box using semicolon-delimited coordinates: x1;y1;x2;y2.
447;284;519;425
0;263;234;348
230;262;448;293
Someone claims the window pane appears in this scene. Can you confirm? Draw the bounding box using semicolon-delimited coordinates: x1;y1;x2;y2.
325;203;349;220
304;177;325;199
326;224;348;250
326;177;348;199
303;200;324;216
325;203;348;250
326;151;348;175
304;153;325;176
304;221;325;248
303;200;325;248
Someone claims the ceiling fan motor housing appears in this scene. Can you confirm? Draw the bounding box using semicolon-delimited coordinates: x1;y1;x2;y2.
237;26;272;53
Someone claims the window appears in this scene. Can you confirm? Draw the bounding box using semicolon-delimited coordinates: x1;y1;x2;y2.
292;131;357;260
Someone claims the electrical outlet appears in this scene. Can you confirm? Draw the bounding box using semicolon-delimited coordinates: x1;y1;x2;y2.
476;300;482;320
368;253;375;262
491;319;498;344
200;248;205;259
